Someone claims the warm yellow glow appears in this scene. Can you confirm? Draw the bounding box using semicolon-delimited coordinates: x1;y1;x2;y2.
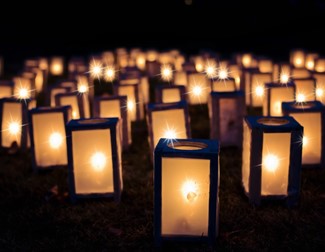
296;93;306;102
280;72;290;84
104;66;116;81
89;60;103;79
90;152;106;172
306;61;314;70
163;128;177;139
78;84;88;93
316;88;324;98
49;132;63;149
181;180;198;203
161;65;173;81
303;136;308;147
218;67;229;80
263;154;279;172
195;62;204;72
255;85;264;97
242;54;252;68
205;62;217;78
274;101;282;115
8;122;20;135
17;87;30;99
72;111;77;119
295;58;302;66
127;100;135;111
192;85;203;97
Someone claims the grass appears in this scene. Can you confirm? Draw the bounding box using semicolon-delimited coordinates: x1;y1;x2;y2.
0;77;325;251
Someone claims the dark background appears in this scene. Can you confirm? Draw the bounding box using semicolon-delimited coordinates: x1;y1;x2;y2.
1;0;325;65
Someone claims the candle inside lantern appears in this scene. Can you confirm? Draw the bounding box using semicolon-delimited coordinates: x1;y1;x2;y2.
205;62;217;78
50;57;64;75
104;66;116;82
2;103;22;147
90;151;106;172
49;132;63;149
255;85;264;97
89;60;103;79
161;65;173;81
280;71;290;84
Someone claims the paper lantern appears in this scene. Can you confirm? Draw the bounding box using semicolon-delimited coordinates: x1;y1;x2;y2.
50;57;64;76
211;78;236;92
315;58;325;73
242;116;303;206
282;101;325;168
155;85;186;103
13;76;34;100
154;138;220;245
291;68;311;79
93;95;131;150
29;106;71;171
258;59;273;73
313;73;325;103
174;71;188;86
290;50;305;68
293;78;316;102
263;82;295;116
113;83;144;121
146;101;191;155
245;71;272;107
0;98;28;149
208;91;245;147
0;80;13;99
187;73;210;104
66;118;122;202
55;92;89;119
305;53;318;71
49;85;71;107
272;63;291;83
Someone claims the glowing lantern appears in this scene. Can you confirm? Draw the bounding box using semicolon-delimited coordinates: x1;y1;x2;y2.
146;101;191;154
315;58;325;73
13;77;34;100
50;57;64;76
187;73;210;104
273;63;291;82
28;106;71;171
211;78;236;92
160;64;173;82
174;71;188;86
263;82;295;116
49;85;71;107
55;92;89;119
0;81;13;99
258;59;273;73
242;116;303;206
305;53;318;71
208;91;245;147
66;118;122;202
290;50;305;68
291;68;311;79
282;101;325;167
0;98;28;149
93;96;131;150
114;83;144;121
313;73;325;103
155;85;186;103
293;78;316;102
245;71;272;107
154;138;220;245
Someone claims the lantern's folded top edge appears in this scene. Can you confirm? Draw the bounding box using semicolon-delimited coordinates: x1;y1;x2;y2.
147;100;188;111
66;117;119;129
244;116;303;131
282;101;324;113
29;105;72;114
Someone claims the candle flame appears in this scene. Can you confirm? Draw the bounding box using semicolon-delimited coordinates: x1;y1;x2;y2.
163;128;177;139
8;122;20;135
90;152;106;172
49;132;63;149
205;62;217;78
302;136;308;147
161;64;173;81
242;54;252;68
195;62;204;72
104;66;116;82
280;72;290;84
127;100;135;112
89;60;103;79
72;111;78;119
316;88;324;99
17;87;30;99
192;85;203;97
181;180;198;203
296;93;306;102
255;85;264;97
78;83;88;93
263;154;279;172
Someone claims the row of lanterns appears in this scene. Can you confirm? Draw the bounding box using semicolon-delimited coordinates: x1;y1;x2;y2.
0;48;324;246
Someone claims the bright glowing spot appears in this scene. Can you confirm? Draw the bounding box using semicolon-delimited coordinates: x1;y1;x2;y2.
89;60;103;79
17;88;30;99
295;58;302;66
195;63;204;72
8;122;20;135
205;62;217;78
316;88;324;98
181;180;198;202
296;93;306;102
49;132;63;149
163;128;177;139
161;65;173;81
192;85;202;97
72;111;77;119
306;61;314;69
127;100;135;111
303;136;308;147
255;85;264;97
242;54;252;67
90;152;106;172
78;84;88;93
274;101;282;114
218;67;228;80
280;72;290;84
263;154;279;172
104;66;116;81
52;64;62;74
